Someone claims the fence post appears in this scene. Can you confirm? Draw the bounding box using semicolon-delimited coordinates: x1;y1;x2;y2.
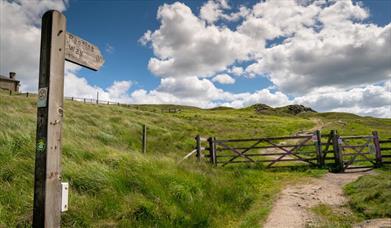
83;98;86;103
26;92;29;97
213;137;217;165
332;130;344;172
315;130;323;167
208;137;217;165
96;91;99;104
71;97;74;101
372;131;382;167
9;90;12;95
142;125;147;154
195;135;201;161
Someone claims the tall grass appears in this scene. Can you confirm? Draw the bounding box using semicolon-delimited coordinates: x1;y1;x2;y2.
0;91;390;226
344;168;391;219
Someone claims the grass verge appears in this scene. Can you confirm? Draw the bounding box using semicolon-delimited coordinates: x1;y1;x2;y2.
344;167;391;219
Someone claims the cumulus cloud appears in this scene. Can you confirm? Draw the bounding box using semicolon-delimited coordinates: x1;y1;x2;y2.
64;62;133;103
63;61;391;118
212;74;235;84
2;0;389;118
228;66;244;76
139;0;391;117
293;81;391;117
200;0;229;24
144;2;259;79
0;0;68;92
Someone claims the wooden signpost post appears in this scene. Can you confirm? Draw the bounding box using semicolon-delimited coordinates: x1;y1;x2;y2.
33;10;104;227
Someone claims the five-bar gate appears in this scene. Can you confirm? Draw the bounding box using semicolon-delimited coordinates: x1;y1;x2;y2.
194;130;388;172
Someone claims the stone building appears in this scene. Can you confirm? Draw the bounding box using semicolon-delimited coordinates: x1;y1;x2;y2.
0;72;20;92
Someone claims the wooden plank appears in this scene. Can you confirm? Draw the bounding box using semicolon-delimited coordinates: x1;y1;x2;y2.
340;145;369;149
343;152;371;156
342;138;372;169
216;152;317;158
315;130;323;167
33;10;66;228
347;159;375;163
321;132;333;159
217;158;318;164
215;141;254;166
266;137;314;167
208;137;216;165
219;140;261;166
345;166;374;169
215;135;312;143
179;149;197;163
340;135;373;139
332;130;344;172
65;32;104;71
215;144;314;151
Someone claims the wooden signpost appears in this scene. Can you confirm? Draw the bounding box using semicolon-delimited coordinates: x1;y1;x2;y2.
33;10;104;227
65;32;104;71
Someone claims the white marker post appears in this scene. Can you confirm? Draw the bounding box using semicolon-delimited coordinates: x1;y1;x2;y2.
33;10;104;227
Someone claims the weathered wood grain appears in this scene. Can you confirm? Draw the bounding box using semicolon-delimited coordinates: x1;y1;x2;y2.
33;10;66;228
65;32;104;71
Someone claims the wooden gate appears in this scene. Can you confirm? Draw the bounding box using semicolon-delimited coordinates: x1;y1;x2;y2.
379;137;391;165
193;130;387;172
336;132;380;172
202;134;320;167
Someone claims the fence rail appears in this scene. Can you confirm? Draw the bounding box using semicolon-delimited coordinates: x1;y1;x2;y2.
192;130;389;173
5;90;181;112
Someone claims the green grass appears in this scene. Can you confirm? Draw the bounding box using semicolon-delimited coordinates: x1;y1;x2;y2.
0;91;390;227
344;168;391;219
308;203;362;228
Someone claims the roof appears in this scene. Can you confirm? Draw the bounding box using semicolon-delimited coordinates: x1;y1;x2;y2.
0;75;20;83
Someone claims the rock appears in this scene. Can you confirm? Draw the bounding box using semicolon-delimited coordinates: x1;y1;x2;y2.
277;105;317;115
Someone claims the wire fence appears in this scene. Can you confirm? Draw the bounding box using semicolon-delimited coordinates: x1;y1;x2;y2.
5;89;182;113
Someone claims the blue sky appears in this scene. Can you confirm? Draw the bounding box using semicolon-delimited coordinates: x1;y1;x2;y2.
1;0;390;117
64;0;274;94
63;0;390;94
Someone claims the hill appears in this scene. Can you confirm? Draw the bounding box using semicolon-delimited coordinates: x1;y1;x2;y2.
0;91;390;227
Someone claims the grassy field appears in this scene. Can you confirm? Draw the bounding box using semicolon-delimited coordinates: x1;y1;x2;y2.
308;168;391;228
0;91;390;227
344;168;391;219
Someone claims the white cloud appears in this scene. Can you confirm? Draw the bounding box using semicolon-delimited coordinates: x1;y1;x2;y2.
2;0;389;118
200;0;229;24
212;74;235;84
140;0;390;117
143;2;258;79
293;81;391;117
229;66;244;76
0;0;68;92
64;62;133;103
64;62;390;118
220;89;291;108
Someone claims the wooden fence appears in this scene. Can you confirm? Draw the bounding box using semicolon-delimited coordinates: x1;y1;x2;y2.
194;130;389;172
6;91;184;113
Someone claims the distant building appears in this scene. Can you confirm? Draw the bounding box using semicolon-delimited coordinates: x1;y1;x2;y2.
0;72;20;92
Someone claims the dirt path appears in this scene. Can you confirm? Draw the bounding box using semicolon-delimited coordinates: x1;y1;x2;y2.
263;172;371;228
